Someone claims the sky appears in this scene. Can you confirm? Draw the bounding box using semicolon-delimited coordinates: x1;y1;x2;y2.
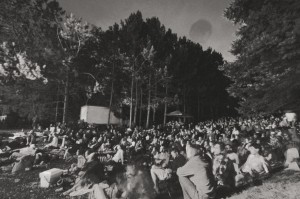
58;0;237;61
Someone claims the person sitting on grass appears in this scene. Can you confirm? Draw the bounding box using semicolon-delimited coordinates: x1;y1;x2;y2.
44;133;59;149
177;142;216;199
212;143;236;189
112;145;124;165
240;143;269;177
150;145;172;193
26;130;37;146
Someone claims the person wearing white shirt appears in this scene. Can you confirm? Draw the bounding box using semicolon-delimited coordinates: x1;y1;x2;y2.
285;111;297;127
45;133;59;148
112;145;124;164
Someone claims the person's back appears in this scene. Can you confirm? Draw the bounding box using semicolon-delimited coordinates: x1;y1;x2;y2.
185;156;215;194
177;143;215;199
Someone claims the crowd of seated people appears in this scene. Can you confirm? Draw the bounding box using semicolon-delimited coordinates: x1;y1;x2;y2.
0;113;299;198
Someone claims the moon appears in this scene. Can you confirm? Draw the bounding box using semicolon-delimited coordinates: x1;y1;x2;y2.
189;19;212;44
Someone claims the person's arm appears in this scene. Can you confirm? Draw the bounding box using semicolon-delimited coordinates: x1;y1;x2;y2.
176;159;195;177
212;158;220;175
121;150;124;164
261;157;269;173
162;154;170;168
241;157;252;175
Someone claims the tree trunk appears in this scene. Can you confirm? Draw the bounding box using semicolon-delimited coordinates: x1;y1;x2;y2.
153;77;157;123
163;84;168;126
183;84;186;123
139;86;143;127
129;64;134;128
108;62;115;125
133;79;138;126
55;84;60;123
146;75;151;129
62;67;69;124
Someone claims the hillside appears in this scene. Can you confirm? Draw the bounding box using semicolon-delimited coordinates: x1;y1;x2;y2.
228;170;300;199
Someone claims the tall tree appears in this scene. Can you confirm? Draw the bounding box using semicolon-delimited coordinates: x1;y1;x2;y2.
224;0;300;115
57;13;92;123
0;0;65;123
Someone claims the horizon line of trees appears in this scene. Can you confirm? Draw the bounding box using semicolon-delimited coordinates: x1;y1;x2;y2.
2;0;298;128
0;0;238;128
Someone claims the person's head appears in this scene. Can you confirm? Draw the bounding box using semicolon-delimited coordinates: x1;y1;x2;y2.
198;136;203;141
212;143;224;155
270;131;276;138
186;142;200;159
245;137;253;144
170;148;179;159
253;133;258;139
283;133;290;140
225;144;233;153
85;149;92;157
249;143;261;155
218;136;223;142
126;164;138;179
160;145;167;153
256;139;261;145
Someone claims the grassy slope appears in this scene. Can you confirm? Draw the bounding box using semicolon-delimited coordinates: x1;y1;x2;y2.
228;170;300;199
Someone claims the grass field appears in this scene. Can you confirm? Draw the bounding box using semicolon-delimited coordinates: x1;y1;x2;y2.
0;159;71;199
228;170;300;199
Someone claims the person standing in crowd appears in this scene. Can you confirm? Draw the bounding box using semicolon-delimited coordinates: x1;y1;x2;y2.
177;142;216;199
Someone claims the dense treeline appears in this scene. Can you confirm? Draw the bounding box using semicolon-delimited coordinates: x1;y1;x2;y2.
224;0;300;115
0;0;237;128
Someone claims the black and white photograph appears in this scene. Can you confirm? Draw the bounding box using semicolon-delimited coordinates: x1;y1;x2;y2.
0;0;300;198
